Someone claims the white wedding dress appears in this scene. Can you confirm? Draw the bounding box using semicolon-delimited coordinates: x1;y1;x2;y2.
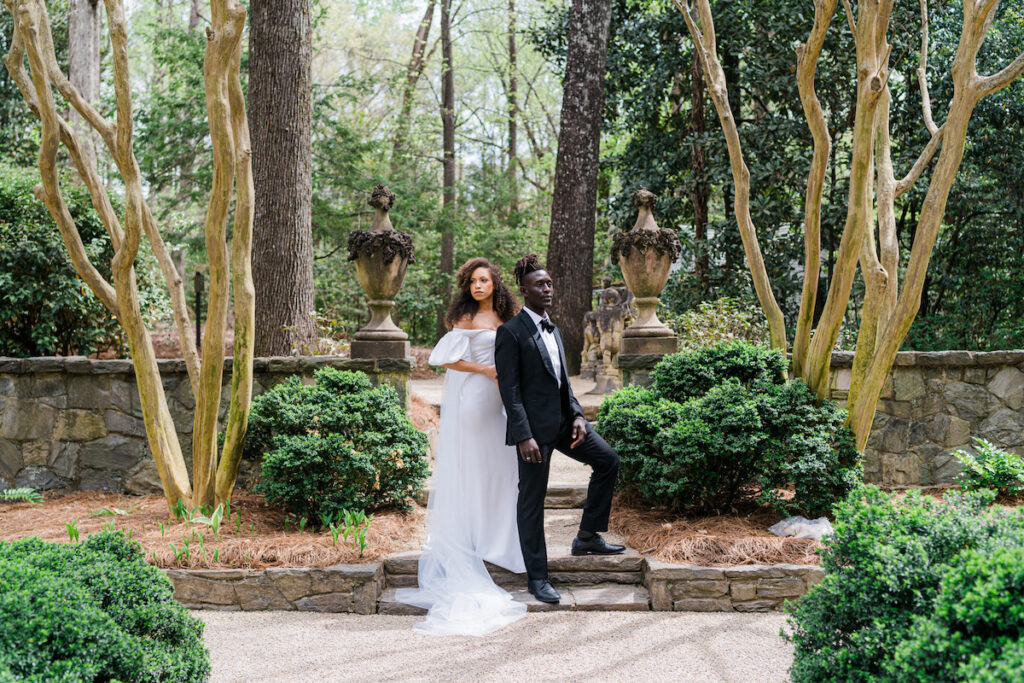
395;328;528;636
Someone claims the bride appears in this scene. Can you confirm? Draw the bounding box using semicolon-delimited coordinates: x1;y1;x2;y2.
395;258;528;636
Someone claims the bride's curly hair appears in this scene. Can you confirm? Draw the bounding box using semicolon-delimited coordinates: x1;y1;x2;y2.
444;258;520;329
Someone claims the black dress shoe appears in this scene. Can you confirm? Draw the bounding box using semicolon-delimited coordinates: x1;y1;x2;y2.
527;579;560;603
572;533;626;556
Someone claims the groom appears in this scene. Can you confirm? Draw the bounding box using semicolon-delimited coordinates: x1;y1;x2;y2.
495;254;624;604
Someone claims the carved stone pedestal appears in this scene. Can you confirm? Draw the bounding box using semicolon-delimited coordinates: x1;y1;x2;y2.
349;340;410;360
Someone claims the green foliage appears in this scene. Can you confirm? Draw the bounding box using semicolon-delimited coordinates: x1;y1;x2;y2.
953;438;1024;496
787;486;1024;682
660;296;769;352
0;165;169;357
0;488;41;505
0;2;68;167
247;368;429;521
597;342;860;515
0;530;209;682
649;340;787;403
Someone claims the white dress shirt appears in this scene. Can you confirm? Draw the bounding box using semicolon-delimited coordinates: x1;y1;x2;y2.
523;306;562;388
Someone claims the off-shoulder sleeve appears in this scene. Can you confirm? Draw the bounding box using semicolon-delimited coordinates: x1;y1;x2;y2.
428;331;472;366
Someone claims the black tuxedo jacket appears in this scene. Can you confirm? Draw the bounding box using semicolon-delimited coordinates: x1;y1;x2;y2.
495;309;585;448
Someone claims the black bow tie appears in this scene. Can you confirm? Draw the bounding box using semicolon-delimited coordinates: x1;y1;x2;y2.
539;318;555;333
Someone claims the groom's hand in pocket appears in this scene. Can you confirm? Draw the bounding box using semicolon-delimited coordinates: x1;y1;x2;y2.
570;417;588;448
518;438;542;463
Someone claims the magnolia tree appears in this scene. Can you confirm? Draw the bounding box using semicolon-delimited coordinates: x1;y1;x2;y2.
2;0;255;510
674;0;1024;449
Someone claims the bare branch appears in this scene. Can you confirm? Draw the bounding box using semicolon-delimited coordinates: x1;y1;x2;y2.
916;0;939;135
674;0;788;353
977;51;1024;100
895;125;943;196
6;0;118;312
842;0;856;35
792;0;839;377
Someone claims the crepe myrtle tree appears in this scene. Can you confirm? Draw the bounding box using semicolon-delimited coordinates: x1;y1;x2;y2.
675;0;1024;449
2;0;255;510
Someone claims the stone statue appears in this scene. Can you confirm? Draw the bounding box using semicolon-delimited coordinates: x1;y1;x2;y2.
586;283;635;395
579;312;600;380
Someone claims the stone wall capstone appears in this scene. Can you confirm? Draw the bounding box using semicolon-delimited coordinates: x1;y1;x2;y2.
0;356;413;494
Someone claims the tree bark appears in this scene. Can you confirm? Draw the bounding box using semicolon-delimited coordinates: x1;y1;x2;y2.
249;0;316;356
392;0;435;171
67;0;100;169
188;0;201;30
507;0;518;216
436;0;456;340
547;0;612;375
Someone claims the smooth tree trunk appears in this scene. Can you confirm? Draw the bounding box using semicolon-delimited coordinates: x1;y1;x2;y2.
392;0;435;171
690;50;708;293
546;0;612;375
436;0;455;340
189;0;201;30
67;0;99;169
249;0;316;357
3;0;255;511
676;0;1024;448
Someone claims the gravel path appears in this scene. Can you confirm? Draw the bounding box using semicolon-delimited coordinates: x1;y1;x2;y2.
198;611;793;683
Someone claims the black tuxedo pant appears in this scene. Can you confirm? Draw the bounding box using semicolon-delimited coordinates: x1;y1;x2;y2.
517;420;620;581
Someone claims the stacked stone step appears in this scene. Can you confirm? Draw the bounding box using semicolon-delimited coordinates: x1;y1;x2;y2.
379;548;650;613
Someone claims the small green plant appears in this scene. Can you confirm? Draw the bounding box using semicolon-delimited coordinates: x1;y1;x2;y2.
234;513;242;535
298;517;307;533
953;438;1024;496
65;519;79;543
213;548;219;563
89;505;134;518
340;509;373;556
188;503;225;535
171;498;188;521
0;487;42;504
328;521;342;546
159;521;166;539
102;521;115;533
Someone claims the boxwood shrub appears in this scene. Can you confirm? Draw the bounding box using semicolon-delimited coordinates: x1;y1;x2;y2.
596;341;861;515
246;367;429;522
788;485;1024;682
0;530;209;682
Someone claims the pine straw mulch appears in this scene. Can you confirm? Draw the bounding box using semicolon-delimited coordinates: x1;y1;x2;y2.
608;491;821;567
0;490;425;571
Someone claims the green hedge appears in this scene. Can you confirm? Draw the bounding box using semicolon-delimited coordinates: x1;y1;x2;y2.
246;367;429;523
596;341;861;515
788;485;1024;682
0;531;209;682
0;164;169;357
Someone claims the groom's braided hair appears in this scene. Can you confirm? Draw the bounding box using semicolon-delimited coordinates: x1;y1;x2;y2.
513;253;545;286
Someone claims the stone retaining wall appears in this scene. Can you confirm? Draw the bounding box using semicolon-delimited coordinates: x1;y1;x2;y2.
0;356;413;494
828;351;1024;485
645;560;824;612
167;563;383;613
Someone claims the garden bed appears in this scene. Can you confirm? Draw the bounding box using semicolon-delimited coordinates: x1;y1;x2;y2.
609;492;822;567
0;491;425;569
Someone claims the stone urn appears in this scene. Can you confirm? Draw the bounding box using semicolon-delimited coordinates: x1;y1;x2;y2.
347;185;415;359
611;188;680;356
